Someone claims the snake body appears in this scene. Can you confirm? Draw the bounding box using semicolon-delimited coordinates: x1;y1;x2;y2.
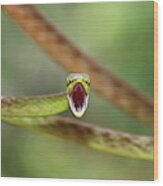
2;93;68;117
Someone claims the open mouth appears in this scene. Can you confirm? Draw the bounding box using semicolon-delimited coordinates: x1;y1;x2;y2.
67;82;89;118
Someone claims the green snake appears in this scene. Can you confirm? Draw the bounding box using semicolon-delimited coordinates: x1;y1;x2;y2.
1;73;153;160
2;73;90;121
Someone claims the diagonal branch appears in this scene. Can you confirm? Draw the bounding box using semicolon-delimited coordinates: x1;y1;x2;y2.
3;5;154;126
2;116;153;160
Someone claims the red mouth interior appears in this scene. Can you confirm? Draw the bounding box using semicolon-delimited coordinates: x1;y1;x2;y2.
69;82;87;111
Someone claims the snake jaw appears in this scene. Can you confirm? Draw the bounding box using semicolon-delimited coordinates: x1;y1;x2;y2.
67;82;89;118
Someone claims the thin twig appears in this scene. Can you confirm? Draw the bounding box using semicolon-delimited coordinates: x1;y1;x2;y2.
3;5;154;126
2;116;153;160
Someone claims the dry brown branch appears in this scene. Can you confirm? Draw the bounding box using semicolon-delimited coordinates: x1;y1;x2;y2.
3;5;154;126
3;115;153;160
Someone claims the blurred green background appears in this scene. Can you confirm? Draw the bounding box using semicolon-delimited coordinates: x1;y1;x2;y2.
1;2;154;180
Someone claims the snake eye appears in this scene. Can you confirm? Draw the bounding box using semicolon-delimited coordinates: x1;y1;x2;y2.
67;79;74;86
67;80;71;86
84;80;90;86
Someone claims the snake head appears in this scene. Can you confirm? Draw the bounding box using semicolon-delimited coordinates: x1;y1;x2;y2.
66;73;90;118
